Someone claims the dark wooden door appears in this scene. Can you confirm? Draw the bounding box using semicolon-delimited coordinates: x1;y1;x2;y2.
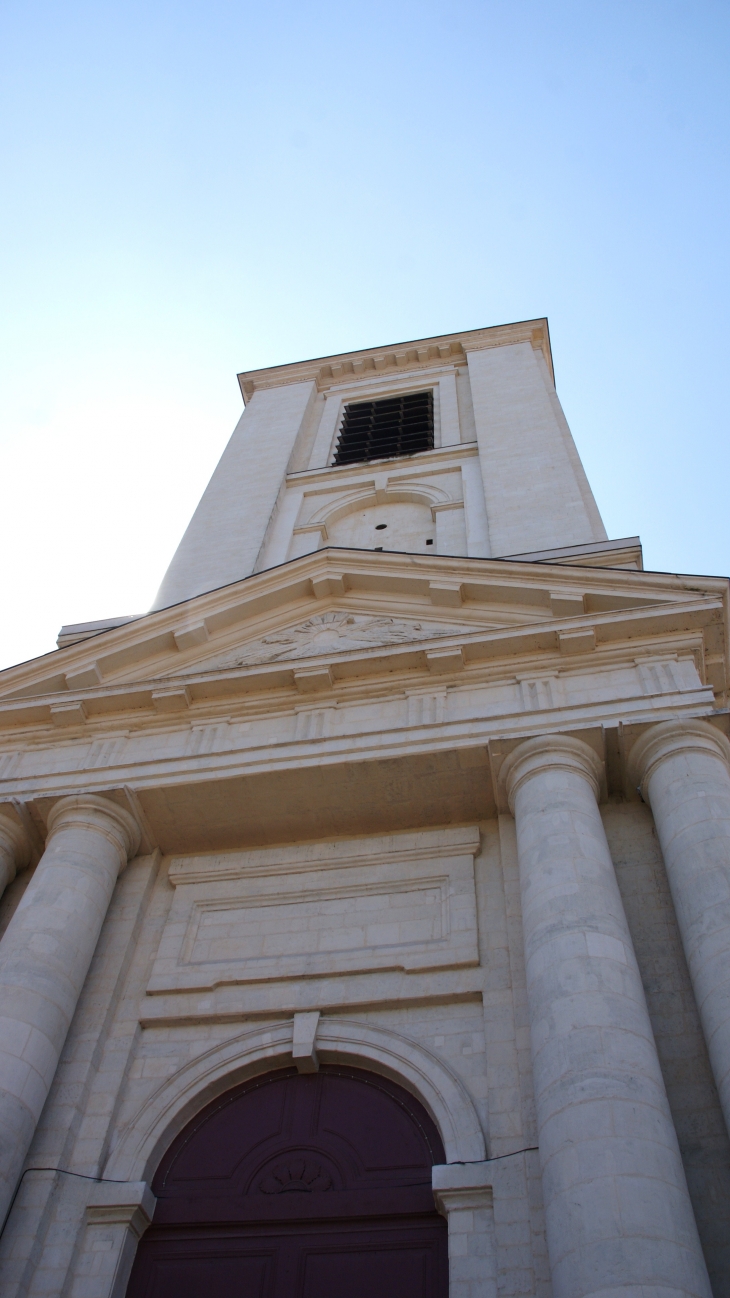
126;1065;448;1297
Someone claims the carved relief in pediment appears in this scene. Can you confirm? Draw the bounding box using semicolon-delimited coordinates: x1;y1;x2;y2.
192;612;467;672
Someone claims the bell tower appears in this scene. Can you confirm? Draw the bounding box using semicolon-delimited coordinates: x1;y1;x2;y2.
152;318;610;611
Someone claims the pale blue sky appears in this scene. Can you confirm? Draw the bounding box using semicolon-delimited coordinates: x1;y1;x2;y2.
1;0;728;670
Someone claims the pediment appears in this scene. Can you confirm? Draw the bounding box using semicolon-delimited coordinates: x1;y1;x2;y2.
160;610;472;676
0;549;726;721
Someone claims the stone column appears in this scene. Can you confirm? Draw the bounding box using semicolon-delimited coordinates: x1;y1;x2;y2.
432;1163;496;1298
500;735;710;1298
0;795;139;1225
0;815;30;899
629;719;730;1137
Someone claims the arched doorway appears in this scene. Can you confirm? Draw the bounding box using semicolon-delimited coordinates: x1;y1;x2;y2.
126;1064;448;1297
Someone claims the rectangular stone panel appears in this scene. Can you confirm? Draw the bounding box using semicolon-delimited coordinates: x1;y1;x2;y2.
148;827;480;993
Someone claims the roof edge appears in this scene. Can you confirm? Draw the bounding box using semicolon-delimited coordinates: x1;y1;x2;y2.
237;318;553;403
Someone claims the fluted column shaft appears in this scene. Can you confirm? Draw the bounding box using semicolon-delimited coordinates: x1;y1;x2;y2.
501;735;709;1298
0;795;139;1224
630;720;730;1137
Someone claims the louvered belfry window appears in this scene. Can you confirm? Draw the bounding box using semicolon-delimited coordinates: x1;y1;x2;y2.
333;390;434;466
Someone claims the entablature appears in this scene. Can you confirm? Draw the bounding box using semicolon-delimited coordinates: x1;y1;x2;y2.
0;607;719;736
237;319;554;402
0;548;727;856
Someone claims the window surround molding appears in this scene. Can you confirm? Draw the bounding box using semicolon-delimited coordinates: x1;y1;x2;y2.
307;365;464;471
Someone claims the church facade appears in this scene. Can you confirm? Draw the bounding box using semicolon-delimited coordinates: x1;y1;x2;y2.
0;319;728;1297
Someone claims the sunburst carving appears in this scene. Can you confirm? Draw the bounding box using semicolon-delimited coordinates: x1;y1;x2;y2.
197;612;465;671
258;1158;332;1194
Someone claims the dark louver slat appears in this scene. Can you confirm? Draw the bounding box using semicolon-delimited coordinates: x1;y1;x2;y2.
333;391;434;466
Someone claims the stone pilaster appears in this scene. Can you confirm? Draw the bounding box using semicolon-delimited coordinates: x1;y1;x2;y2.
70;1181;156;1298
629;719;730;1138
501;734;710;1298
0;795;139;1225
432;1162;497;1298
0;815;30;899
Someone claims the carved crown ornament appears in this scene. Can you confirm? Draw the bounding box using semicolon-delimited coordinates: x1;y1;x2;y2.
257;1158;333;1195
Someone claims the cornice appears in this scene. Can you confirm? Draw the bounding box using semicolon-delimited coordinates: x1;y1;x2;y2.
0;551;726;737
237;319;553;402
168;824;481;886
286;442;479;488
0;602;720;737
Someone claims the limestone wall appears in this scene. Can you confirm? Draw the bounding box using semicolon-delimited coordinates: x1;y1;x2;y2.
1;803;727;1296
466;343;606;558
151;379;318;610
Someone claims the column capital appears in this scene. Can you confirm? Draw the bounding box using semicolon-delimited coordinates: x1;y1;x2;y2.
499;734;603;814
0;814;31;882
628;719;730;799
46;795;140;871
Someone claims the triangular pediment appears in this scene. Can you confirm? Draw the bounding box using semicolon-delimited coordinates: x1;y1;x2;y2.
0;550;726;725
158;610;474;676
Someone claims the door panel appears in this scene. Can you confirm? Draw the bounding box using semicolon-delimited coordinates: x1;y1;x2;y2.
299;1231;445;1298
131;1224;446;1298
126;1067;448;1298
130;1247;275;1298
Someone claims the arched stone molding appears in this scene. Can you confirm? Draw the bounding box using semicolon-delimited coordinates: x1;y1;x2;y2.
104;1017;486;1184
307;482;455;536
318;1018;486;1163
290;480;465;559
